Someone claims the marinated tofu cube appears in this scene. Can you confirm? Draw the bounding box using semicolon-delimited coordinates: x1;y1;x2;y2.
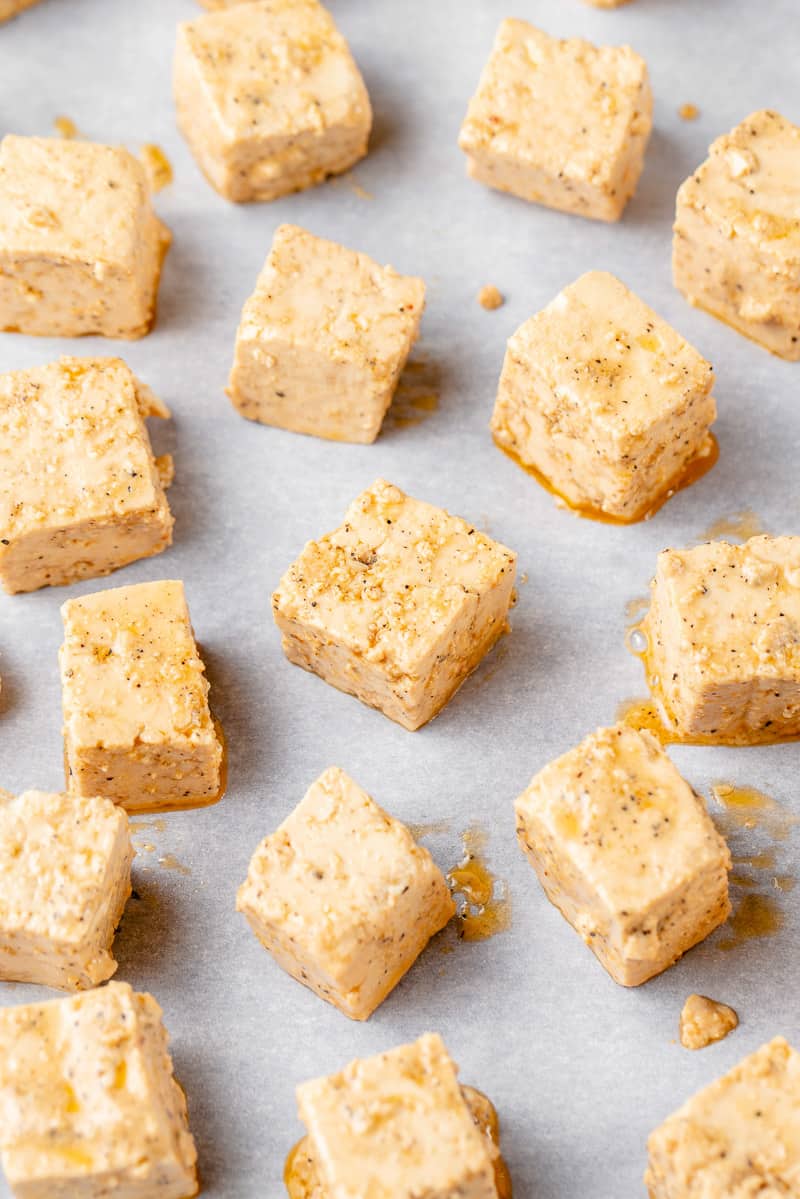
227;224;425;443
491;272;717;521
674;110;800;360
272;479;517;730
60;580;223;812
515;724;731;986
0;0;42;19
459;20;652;221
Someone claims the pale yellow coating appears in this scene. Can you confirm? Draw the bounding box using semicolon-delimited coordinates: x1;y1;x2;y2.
679;994;738;1051
646;1037;800;1197
458;20;652;221
60;580;223;812
583;0;633;7
238;766;454;1021
0;136;170;339
674;110;800;360
0;357;173;594
227;224;425;443
272;479;517;730
0;790;132;991
515;724;731;987
0;0;41;19
296;1034;499;1199
491;272;717;520
643;535;800;741
0;982;198;1199
174;0;372;203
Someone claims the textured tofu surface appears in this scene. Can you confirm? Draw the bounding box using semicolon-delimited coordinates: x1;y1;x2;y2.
643;535;800;742
237;766;454;1020
458;20;652;221
296;1034;499;1199
227;224;425;442
174;0;371;202
0;135;170;338
272;479;517;730
674;110;800;360
491;271;716;520
646;1037;800;1198
0;356;173;594
0;790;132;991
60;580;223;811
0;982;198;1199
0;0;41;19
515;724;731;986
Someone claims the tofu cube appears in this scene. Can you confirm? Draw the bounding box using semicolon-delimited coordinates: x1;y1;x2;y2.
0;357;174;594
227;224;425;443
646;1037;800;1197
0;981;198;1199
174;0;372;203
458;21;652;221
491;272;717;521
674;110;800;360
0;790;132;991
60;580;223;812
0;135;170;339
237;766;454;1020
272;479;517;730
295;1034;500;1199
514;724;731;986
0;0;41;19
642;535;800;743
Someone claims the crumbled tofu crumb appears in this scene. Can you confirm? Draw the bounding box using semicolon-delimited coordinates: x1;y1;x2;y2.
53;116;79;139
679;103;700;121
478;285;504;311
679;993;739;1049
139;143;173;193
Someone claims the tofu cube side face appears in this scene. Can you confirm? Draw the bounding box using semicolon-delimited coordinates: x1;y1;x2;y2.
643;537;800;741
0;791;133;991
645;1037;800;1197
296;1034;499;1199
173;1;372;204
0;357;174;595
491;272;716;520
514;725;731;987
0;136;170;340
237;767;455;1020
271;480;517;730
459;21;652;222
0;982;199;1199
227;226;425;444
673;111;800;361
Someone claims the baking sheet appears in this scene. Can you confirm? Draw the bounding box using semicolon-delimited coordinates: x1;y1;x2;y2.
1;0;799;1194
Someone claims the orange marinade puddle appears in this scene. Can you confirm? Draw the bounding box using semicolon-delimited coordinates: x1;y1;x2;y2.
447;827;512;942
385;358;440;429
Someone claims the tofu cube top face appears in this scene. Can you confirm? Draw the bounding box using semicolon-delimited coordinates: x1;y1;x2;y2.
176;0;370;146
60;580;216;753
0;982;198;1194
515;724;729;918
646;1038;800;1196
296;1034;498;1199
0;356;171;544
0;790;130;944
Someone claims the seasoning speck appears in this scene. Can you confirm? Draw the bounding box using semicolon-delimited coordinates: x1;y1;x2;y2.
54;116;79;139
678;103;700;122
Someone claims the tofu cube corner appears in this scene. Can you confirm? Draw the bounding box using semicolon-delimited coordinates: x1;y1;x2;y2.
272;479;517;730
514;724;731;986
237;766;454;1020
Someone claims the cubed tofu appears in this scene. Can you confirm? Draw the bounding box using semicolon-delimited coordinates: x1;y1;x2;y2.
0;790;132;991
458;20;652;221
674;110;800;360
642;535;800;743
174;0;372;203
0;135;170;339
295;1035;501;1199
0;357;174;594
227;224;425;443
491;272;717;521
514;724;731;987
646;1037;800;1197
583;0;633;6
272;479;517;730
0;0;41;19
237;766;454;1021
60;580;223;812
0;982;198;1199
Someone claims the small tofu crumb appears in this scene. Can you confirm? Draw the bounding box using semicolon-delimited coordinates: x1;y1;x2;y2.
54;115;79;139
679;103;700;122
680;994;739;1049
478;285;504;311
139;143;173;193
